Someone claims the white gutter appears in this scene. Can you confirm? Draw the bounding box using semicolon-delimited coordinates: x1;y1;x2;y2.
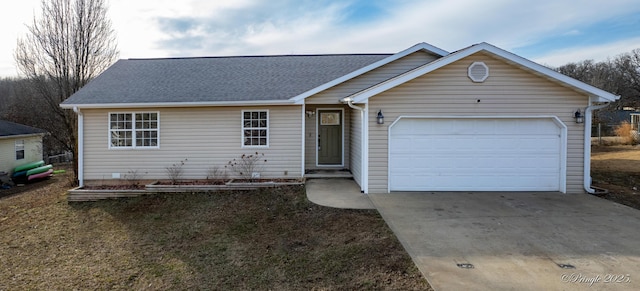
584;101;611;194
0;133;46;140
345;98;366;193
73;106;84;187
60;99;295;109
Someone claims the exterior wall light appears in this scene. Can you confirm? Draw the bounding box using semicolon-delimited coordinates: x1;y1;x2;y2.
574;109;584;124
305;110;315;118
377;110;384;124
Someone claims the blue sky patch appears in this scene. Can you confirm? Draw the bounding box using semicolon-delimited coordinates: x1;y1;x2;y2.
341;0;389;24
514;12;640;60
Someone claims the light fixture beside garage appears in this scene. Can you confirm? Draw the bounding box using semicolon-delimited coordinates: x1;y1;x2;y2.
377;110;384;124
574;109;584;124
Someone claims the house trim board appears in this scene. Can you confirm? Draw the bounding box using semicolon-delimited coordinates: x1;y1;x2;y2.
363;102;369;194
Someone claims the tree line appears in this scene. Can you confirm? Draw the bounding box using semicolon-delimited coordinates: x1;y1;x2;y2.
556;49;640;112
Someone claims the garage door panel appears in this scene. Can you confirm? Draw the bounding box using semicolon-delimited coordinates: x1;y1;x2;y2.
389;118;562;192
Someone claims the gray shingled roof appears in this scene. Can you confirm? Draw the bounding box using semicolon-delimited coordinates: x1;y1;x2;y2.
0;120;46;137
61;54;391;105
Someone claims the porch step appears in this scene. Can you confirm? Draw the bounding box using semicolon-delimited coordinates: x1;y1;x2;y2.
305;169;353;179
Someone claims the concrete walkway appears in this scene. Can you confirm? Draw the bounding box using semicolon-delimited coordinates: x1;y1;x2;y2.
368;192;640;290
305;178;375;209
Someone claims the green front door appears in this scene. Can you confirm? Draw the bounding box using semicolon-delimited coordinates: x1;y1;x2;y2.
318;110;342;165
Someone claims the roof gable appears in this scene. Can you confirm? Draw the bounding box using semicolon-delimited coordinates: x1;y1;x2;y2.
291;42;448;103
0;120;46;137
346;42;619;103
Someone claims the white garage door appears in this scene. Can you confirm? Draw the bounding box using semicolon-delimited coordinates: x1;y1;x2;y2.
389;118;563;191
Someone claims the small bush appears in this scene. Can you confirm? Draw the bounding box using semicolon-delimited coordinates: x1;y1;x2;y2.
124;169;147;187
226;152;267;182
206;165;228;183
614;122;637;145
165;159;187;184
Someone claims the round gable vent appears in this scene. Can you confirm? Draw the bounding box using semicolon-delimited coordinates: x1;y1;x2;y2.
468;62;489;82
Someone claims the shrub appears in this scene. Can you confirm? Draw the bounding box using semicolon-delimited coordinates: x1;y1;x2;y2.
165;158;187;184
206;165;228;183
124;169;147;187
614;122;637;145
226;152;267;182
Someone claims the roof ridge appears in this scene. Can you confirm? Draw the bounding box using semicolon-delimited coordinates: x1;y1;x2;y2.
127;53;393;61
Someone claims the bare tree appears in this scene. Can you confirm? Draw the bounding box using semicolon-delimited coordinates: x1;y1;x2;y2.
616;48;640;98
14;0;118;183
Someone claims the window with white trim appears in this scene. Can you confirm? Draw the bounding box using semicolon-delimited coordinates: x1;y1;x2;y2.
109;112;159;148
242;110;268;147
15;140;24;160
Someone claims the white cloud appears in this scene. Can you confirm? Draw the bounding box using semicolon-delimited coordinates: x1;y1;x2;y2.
533;37;640;67
2;0;640;77
0;0;40;77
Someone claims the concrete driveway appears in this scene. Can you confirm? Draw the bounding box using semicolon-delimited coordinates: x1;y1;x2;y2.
368;192;640;290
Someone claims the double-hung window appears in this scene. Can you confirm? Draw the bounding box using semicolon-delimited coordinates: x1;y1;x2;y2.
109;112;159;148
242;110;268;147
15;140;24;160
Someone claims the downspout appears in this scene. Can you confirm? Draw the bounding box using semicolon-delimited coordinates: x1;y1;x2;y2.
345;99;366;193
301;104;306;178
584;101;610;194
73;106;84;187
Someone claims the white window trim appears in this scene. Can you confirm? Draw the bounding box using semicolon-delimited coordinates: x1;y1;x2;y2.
108;111;160;149
15;140;25;160
241;109;269;148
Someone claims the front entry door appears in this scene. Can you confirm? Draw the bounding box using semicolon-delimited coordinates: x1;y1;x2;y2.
318;110;342;165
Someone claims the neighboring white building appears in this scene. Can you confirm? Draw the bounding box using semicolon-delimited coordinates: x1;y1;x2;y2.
0;120;46;174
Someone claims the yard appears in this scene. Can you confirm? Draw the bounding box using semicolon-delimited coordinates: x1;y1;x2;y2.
0;173;430;290
1;145;638;290
591;145;640;209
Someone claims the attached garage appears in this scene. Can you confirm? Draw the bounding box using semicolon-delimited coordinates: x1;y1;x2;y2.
388;117;566;192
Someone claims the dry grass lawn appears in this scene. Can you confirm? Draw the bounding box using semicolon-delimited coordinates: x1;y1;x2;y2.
591;145;640;209
0;174;430;290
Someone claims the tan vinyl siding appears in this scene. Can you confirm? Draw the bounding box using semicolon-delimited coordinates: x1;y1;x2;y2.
350;106;363;187
303;105;351;170
367;52;588;193
0;135;43;174
82;106;302;183
306;51;440;104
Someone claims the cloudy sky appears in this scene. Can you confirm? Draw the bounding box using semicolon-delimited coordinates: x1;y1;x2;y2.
1;0;639;77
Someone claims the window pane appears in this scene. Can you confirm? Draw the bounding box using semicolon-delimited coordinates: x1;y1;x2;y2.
242;111;267;146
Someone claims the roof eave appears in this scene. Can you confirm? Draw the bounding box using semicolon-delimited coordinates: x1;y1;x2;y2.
60;99;297;109
0;132;46;140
